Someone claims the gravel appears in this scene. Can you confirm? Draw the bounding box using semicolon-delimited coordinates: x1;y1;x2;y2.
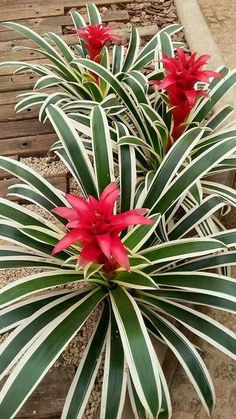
64;0;185;45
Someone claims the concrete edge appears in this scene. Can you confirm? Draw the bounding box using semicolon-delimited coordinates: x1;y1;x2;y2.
174;0;235;107
174;0;223;69
174;0;235;187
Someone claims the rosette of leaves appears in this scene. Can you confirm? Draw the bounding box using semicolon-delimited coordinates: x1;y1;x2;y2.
0;3;183;121
0;105;235;418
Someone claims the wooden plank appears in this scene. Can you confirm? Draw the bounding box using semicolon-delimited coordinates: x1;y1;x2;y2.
0;119;53;140
0;173;68;200
0;133;57;156
0;88;55;105
0;73;38;93
0;90;28;106
15;367;75;419
0;26;62;42
0;10;129;33
0;37;58;52
0;155;18;179
0;58;50;76
0;104;40;122
0;49;45;62
0;25;158;61
0;6;64;22
0;0;131;7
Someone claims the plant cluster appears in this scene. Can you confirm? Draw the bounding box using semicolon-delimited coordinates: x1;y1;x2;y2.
0;4;235;419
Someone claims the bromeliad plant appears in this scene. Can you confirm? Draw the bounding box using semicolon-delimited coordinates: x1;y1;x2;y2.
0;105;235;418
0;3;184;119
1;4;236;175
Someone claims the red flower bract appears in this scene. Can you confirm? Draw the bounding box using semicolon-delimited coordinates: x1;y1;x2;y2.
74;23;120;62
150;49;222;143
51;182;154;272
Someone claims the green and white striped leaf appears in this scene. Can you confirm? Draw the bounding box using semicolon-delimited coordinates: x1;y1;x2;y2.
2;22;64;61
87;3;102;24
0;289;90;379
148;136;236;214
0;288;106;419
110;286;162;416
170;250;236;272
46;104;97;197
153;272;236;301
46;32;75;62
0;197;58;232
141;238;225;264
146;289;236;313
112;270;158;290
100;311;127;419
0;156;67;207
0;220;66;260
202;180;236;206
119;142;136;213
168;195;227;240
122;27;140;72
91;105;114;195
112;45;125;74
141;306;215;414
0;270;86;308
7;184;66;224
15;93;48;113
143;127;203;210
191;70;236;123
212;229;236;246
0;255;62;270
72;59;149;138
62;303;109;419
0;290;70;334
204;105;235;133
122;213;161;252
137;294;236;359
70;10;86;29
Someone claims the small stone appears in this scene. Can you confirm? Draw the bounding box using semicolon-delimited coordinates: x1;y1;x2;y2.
131;17;141;23
208;16;218;23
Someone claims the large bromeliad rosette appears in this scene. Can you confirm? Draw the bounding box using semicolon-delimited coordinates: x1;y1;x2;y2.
0;105;235;418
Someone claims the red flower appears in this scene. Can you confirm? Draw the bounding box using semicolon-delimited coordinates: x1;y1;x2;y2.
52;182;153;272
75;23;120;62
150;49;221;143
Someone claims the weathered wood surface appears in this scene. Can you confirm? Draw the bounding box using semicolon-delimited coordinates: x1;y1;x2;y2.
0;9;129;31
0;90;28;105
0;173;68;200
0;73;38;92
0;366;75;419
0;0;132;7
0;119;53;140
0;59;50;76
0;6;64;22
0;133;58;156
0;27;62;44
0;104;40;122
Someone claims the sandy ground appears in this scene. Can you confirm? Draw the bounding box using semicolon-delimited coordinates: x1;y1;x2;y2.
199;0;236;68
